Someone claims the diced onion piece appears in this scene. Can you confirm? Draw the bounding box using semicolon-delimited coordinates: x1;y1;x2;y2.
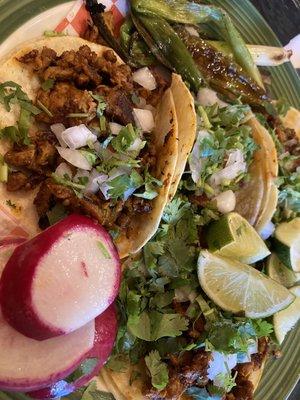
51;124;67;148
208;352;237;382
56;147;92;171
133;108;155;133
185;26;199;37
259;221;275;240
109;122;124;136
215;190;236;214
85;169;108;194
210;149;246;187
189;130;211;184
54;162;73;178
61;124;97;150
132;67;157;91
127;137;145;152
197;88;228;108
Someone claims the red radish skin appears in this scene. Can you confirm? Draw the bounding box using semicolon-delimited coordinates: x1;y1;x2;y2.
28;304;118;399
0;214;121;340
0;243;96;392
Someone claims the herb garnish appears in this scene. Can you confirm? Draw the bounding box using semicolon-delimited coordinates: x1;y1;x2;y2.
0;81;41;145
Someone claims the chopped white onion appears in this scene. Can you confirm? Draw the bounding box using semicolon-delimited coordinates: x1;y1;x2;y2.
208;352;237;383
51;124;67;148
132;67;157;91
185;26;200;37
54;162;73;178
56;147;92;171
197;88;228;108
73;169;90;182
259;221;275;240
215;190;236;214
109;122;124;136
127;137;145;152
61;124;97;149
237;340;258;364
209;149;246;187
133;108;155;132
189;130;211;184
85;169;108;194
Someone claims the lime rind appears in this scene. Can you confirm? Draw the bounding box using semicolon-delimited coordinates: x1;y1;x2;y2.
207;212;270;264
198;250;295;318
273;286;300;344
267;254;300;288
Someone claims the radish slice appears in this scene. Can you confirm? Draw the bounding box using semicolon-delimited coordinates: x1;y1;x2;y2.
0;215;121;341
0;244;95;392
28;305;117;399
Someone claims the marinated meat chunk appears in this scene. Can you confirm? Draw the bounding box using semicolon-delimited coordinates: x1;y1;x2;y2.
97;86;134;125
145;350;211;400
34;179;124;230
35;82;96;126
19;45;133;92
6;172;29;192
4;139;57;174
18;47;57;73
229;378;254;400
7;172;43;192
4;146;36;168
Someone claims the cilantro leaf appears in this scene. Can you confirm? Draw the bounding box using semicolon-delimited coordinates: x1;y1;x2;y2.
0;81;42;145
111;124;139;153
108;170;143;200
91;93;106;118
252;319;273;338
81;381;115;400
145;350;169;390
135;170;162;200
46;203;68;226
128;311;188;341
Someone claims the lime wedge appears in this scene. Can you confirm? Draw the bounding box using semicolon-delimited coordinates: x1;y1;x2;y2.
267;254;300;288
207;212;270;264
274;218;300;272
197;250;295;318
274;286;300;344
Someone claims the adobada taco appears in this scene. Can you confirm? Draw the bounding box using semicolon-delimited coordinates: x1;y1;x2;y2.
0;36;184;258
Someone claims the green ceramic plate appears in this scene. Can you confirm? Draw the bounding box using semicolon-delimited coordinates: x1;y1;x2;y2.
0;0;299;399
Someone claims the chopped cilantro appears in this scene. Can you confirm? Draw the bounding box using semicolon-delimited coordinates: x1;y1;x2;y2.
80;149;98;166
81;381;115;400
41;79;54;91
52;173;88;197
97;241;112;259
145;350;169;390
91;93;106;118
252;319;273;338
46;203;68;226
0;81;42;145
134;170;162;200
108;170;143;200
36;100;53;117
111;124;139;153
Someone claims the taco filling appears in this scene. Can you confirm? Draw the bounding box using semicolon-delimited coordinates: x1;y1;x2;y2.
0;42;172;245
